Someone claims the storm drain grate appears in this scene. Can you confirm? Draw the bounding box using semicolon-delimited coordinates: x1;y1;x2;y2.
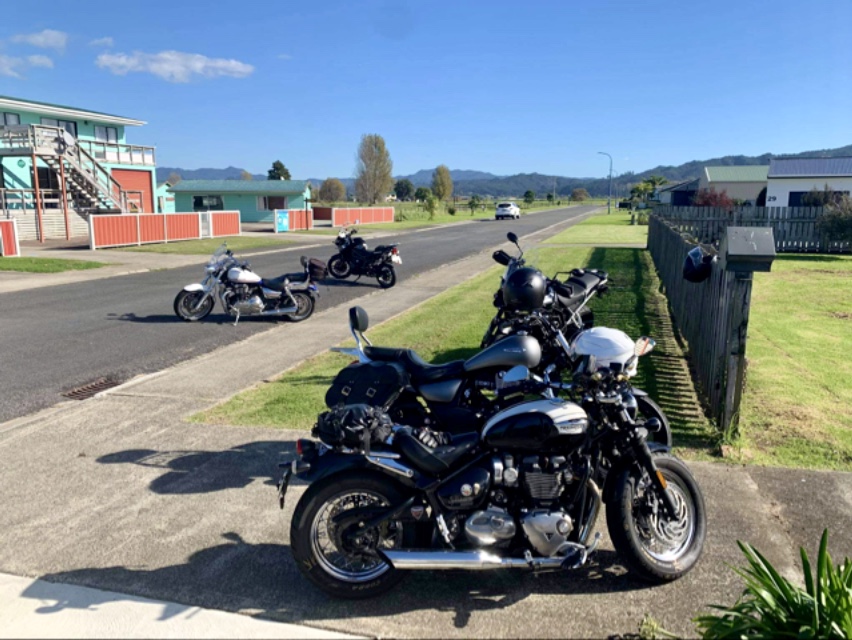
61;377;122;400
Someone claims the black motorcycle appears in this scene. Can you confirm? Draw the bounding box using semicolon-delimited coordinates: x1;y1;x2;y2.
328;227;401;288
278;340;706;599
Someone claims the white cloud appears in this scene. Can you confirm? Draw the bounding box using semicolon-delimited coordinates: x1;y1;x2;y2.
0;55;24;78
11;29;68;52
89;36;114;48
96;50;254;83
277;53;293;60
27;55;53;68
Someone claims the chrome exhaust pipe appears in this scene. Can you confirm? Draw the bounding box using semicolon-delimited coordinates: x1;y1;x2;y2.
259;306;297;316
381;549;575;571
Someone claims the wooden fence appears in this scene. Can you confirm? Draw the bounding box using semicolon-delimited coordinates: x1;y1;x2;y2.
648;214;765;434
89;211;241;249
654;205;850;253
0;218;21;256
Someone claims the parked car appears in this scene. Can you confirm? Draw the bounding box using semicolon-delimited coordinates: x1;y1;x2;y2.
495;202;521;220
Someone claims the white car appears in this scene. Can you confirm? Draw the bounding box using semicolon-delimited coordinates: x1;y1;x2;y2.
495;202;521;220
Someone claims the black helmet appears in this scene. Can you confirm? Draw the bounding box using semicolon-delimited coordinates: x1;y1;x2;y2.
683;246;716;283
502;267;546;311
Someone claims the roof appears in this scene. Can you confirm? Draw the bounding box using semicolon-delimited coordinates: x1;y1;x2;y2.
658;179;699;193
768;157;852;178
0;95;145;127
704;165;769;182
168;180;309;194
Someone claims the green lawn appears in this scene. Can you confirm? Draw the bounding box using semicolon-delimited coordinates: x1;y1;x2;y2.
0;256;106;273
111;236;295;255
737;253;852;470
544;211;648;245
195;242;716;459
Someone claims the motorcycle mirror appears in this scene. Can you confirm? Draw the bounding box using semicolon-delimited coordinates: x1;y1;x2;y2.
492;250;511;266
634;337;656;357
349;306;370;333
507;232;519;245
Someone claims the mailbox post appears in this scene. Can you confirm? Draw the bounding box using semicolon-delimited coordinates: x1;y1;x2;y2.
719;227;776;435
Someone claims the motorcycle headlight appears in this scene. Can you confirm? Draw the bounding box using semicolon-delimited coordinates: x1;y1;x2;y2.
205;265;216;274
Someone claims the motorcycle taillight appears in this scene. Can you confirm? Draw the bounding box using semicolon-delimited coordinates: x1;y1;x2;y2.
392;247;399;254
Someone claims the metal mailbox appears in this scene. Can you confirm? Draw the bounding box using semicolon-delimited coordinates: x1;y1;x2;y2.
721;226;776;273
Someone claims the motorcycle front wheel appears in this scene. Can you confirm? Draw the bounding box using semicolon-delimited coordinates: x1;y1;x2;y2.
376;265;396;289
636;395;673;448
607;453;706;583
328;255;351;279
173;290;214;322
287;292;315;322
290;472;407;599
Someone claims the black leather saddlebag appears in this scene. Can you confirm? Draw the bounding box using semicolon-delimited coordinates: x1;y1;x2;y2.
325;362;407;409
314;403;393;449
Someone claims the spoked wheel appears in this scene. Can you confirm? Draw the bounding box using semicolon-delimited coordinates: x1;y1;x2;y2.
376;265;396;289
287;292;315;322
291;473;406;599
328;256;351;279
607;453;706;583
173;290;214;322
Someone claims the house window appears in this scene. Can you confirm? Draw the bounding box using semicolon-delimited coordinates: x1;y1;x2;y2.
95;126;118;143
257;195;288;211
788;190;849;207
40;117;77;138
2;113;20;125
192;195;224;211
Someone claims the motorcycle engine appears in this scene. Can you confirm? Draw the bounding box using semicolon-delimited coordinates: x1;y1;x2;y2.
520;510;574;557
229;285;264;314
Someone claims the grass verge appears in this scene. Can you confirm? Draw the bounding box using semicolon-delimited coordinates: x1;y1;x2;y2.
0;256;106;273
544;211;648;245
736;253;852;470
195;243;716;459
111;237;295;255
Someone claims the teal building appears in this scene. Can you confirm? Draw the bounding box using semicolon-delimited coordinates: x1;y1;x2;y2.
169;180;311;223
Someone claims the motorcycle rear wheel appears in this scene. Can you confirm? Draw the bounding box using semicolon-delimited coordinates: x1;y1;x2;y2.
173;290;214;322
376;265;396;289
291;472;406;599
328;256;351;279
607;453;706;583
287;292;315;322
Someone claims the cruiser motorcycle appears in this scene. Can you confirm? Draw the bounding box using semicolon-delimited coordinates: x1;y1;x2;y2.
278;334;706;598
173;243;325;324
328;227;401;288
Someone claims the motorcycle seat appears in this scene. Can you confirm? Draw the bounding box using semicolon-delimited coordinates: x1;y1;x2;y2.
262;272;308;291
364;346;466;384
395;431;479;475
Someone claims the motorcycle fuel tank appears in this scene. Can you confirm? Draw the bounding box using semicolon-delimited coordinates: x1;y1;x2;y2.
571;327;638;377
482;399;588;451
464;335;541;373
227;267;262;285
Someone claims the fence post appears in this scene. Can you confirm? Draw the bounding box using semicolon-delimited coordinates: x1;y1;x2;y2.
89;216;97;250
136;213;141;246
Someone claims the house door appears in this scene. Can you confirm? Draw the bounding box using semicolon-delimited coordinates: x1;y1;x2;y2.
125;191;144;213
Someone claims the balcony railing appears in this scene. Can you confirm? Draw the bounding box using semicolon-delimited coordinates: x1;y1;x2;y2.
79;140;156;166
0;124;156;166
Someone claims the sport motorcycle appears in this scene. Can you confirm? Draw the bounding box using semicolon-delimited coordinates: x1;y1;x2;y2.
174;243;326;325
278;335;706;598
328;227;400;288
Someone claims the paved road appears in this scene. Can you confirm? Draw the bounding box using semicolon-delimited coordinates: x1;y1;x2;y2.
0;206;598;423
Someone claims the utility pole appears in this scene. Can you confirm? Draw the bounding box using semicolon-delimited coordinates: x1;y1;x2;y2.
598;151;613;215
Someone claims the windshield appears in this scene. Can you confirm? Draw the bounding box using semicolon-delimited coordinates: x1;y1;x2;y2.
213;242;228;258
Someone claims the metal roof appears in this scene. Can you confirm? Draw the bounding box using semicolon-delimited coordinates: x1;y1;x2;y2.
768;157;852;178
658;179;699;192
704;165;769;182
168;180;309;193
0;95;145;126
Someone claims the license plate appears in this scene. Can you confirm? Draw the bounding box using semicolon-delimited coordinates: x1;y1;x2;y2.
391;255;402;264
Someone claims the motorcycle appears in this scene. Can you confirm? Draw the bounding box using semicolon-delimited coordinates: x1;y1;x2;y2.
173;243;326;325
278;336;706;599
328;226;401;288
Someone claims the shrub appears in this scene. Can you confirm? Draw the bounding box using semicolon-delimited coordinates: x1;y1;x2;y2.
424;195;438;221
636;211;649;225
818;195;852;243
448;206;456;216
693;188;735;208
695;529;852;639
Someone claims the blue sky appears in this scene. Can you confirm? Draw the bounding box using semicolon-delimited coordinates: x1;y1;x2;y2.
1;0;850;180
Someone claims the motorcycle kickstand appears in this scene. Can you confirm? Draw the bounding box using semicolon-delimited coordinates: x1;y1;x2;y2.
232;309;241;327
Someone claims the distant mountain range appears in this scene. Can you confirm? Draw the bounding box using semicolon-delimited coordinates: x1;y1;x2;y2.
157;143;852;198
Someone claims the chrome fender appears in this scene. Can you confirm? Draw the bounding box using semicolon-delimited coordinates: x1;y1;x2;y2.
182;283;205;293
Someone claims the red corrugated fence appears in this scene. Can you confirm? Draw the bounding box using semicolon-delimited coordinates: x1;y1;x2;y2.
0;219;21;257
89;211;241;249
332;207;394;227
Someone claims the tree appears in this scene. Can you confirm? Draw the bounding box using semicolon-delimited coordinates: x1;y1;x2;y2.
546;193;554;203
431;165;453;201
354;134;394;204
692;187;734;208
267;160;291;181
166;172;181;185
802;183;842;207
240;170;253;181
318;178;346;203
393;179;414;201
818;194;852;242
571;188;590;202
523;190;535;205
414;186;432;202
424;195;439;220
468;194;482;215
630;182;654;202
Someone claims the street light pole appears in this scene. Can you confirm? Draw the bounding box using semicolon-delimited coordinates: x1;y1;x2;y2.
598;151;613;215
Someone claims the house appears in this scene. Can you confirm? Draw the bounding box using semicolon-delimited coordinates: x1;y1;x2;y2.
168;180;311;223
697;166;768;205
0;95;157;240
766;157;852;206
657;179;699;206
156;181;176;213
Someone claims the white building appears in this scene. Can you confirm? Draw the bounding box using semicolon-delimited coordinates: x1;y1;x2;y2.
698;166;768;204
766;157;852;207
